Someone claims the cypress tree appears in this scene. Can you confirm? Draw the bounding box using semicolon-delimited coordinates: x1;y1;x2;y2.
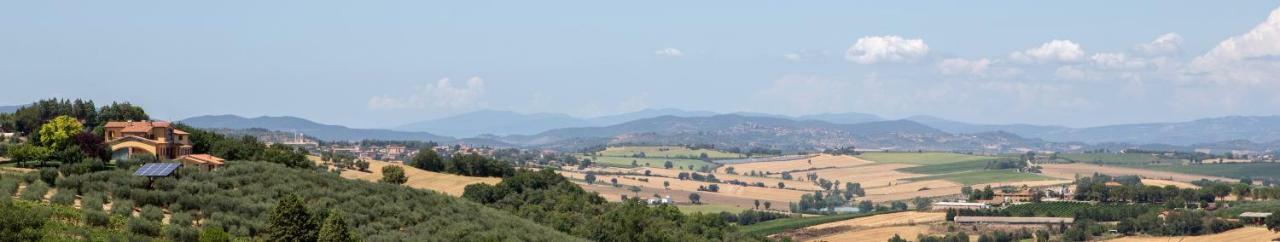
318;211;355;242
265;195;317;242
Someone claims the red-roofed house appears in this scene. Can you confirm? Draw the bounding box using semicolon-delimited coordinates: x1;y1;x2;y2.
177;154;225;171
105;121;193;160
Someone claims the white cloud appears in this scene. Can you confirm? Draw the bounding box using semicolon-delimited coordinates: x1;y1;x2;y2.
937;58;991;76
367;77;487;110
1190;7;1280;84
783;49;831;62
654;48;685;57
1089;52;1148;70
1135;33;1183;55
845;35;929;64
1010;40;1085;63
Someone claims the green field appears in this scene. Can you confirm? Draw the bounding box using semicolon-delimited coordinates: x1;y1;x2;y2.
905;170;1058;185
581;155;718;170
597;146;745;160
1058;153;1185;165
896;159;994;174
1144;163;1280;181
677;204;750;214
857;152;1000;166
738;211;889;236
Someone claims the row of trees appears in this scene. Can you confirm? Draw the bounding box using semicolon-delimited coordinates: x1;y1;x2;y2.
407;148;513;177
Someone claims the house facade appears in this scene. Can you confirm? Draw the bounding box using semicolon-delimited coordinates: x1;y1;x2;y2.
105;121;193;160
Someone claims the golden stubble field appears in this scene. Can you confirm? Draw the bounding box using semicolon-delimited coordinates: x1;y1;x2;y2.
1104;227;1279;242
775;211;950;242
716;154;874;174
332;159;501;196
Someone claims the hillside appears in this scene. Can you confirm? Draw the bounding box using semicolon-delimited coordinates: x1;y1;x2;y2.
180;114;464;143
0;105;19;113
396;108;718;137
908;115;1280;145
502;114;1053;152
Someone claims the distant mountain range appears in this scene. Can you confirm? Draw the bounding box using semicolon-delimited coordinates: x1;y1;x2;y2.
905;115;1280;146
0;105;20;113
180;115;465;144
181;111;1280;152
395;108;878;137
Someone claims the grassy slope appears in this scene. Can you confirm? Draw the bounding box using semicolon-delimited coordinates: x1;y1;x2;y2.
598;146;745;159
738;211;890;236
677;204;750;215
1143;163;1280;180
857;152;1000;166
906;170;1056;185
897;159;993;174
582;155;717;170
1059;153;1185;165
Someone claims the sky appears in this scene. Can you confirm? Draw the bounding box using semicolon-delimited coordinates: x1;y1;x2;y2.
3;1;1280;129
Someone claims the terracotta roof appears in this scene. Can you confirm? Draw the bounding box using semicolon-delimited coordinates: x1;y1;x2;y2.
106;121;173;133
173;129;189;135
178;154;225;165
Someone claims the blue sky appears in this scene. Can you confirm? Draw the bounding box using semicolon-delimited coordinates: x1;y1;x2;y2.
3;1;1280;128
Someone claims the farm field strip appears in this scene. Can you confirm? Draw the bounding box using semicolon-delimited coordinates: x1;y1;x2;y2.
558;170;807;204
806;211;947;230
1141;162;1280;181
1104;227;1278;242
596;146;745;159
335;159;501;196
903;170;1059;185
1040;163;1232;182
582;155;716;170
715;154;873;174
857;152;1001;165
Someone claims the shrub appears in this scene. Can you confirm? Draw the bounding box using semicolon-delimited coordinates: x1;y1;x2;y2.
1;198;51;242
50;188;76;205
0;178;18;196
199;227;232;242
19;181;49;201
39;168;59;185
166;225;200;242
55;174;83;194
59;162;93;177
127;216;161;236
112;199;135;216
84;210;111;227
141;205;164;222
172;212;194;227
82;193;105;211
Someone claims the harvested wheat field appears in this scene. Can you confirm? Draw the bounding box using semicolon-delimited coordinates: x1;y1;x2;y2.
809;211;947;229
1140;179;1200;189
805;225;934;242
809;164;922;188
338;159;500;196
634;167;823;191
972;180;1073;189
863;180;964;202
560;170;808;204
1105;227;1278;242
1040;163;1232;182
717;155;873;174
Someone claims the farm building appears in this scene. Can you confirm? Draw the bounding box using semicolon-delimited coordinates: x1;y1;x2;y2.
954;216;1073;225
932;202;991;211
647;195;674;205
1240;212;1273;225
177;154;226;171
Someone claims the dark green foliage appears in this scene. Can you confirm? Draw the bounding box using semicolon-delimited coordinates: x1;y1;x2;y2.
111;199;134;216
380;165;407;184
0;198;51;242
265;195;319;242
463;168;757;241
317;211;356;242
128;216;162;236
39;167;59;184
171;211;193;227
177;123;312;169
84;209;111;227
81;193;105;211
19;180;49;201
50;187;75;205
409;148;444;171
1;177;19;196
166;225;200;242
715;210;792;226
141;205;164;222
888;234;907;242
1267;212;1280;232
199;227;232;242
443;153;515;177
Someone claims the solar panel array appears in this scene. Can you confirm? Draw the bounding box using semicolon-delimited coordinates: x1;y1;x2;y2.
133;163;182;177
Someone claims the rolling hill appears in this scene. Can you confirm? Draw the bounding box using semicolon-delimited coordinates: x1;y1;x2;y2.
396;108;718;137
907;115;1280;145
180;115;461;143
